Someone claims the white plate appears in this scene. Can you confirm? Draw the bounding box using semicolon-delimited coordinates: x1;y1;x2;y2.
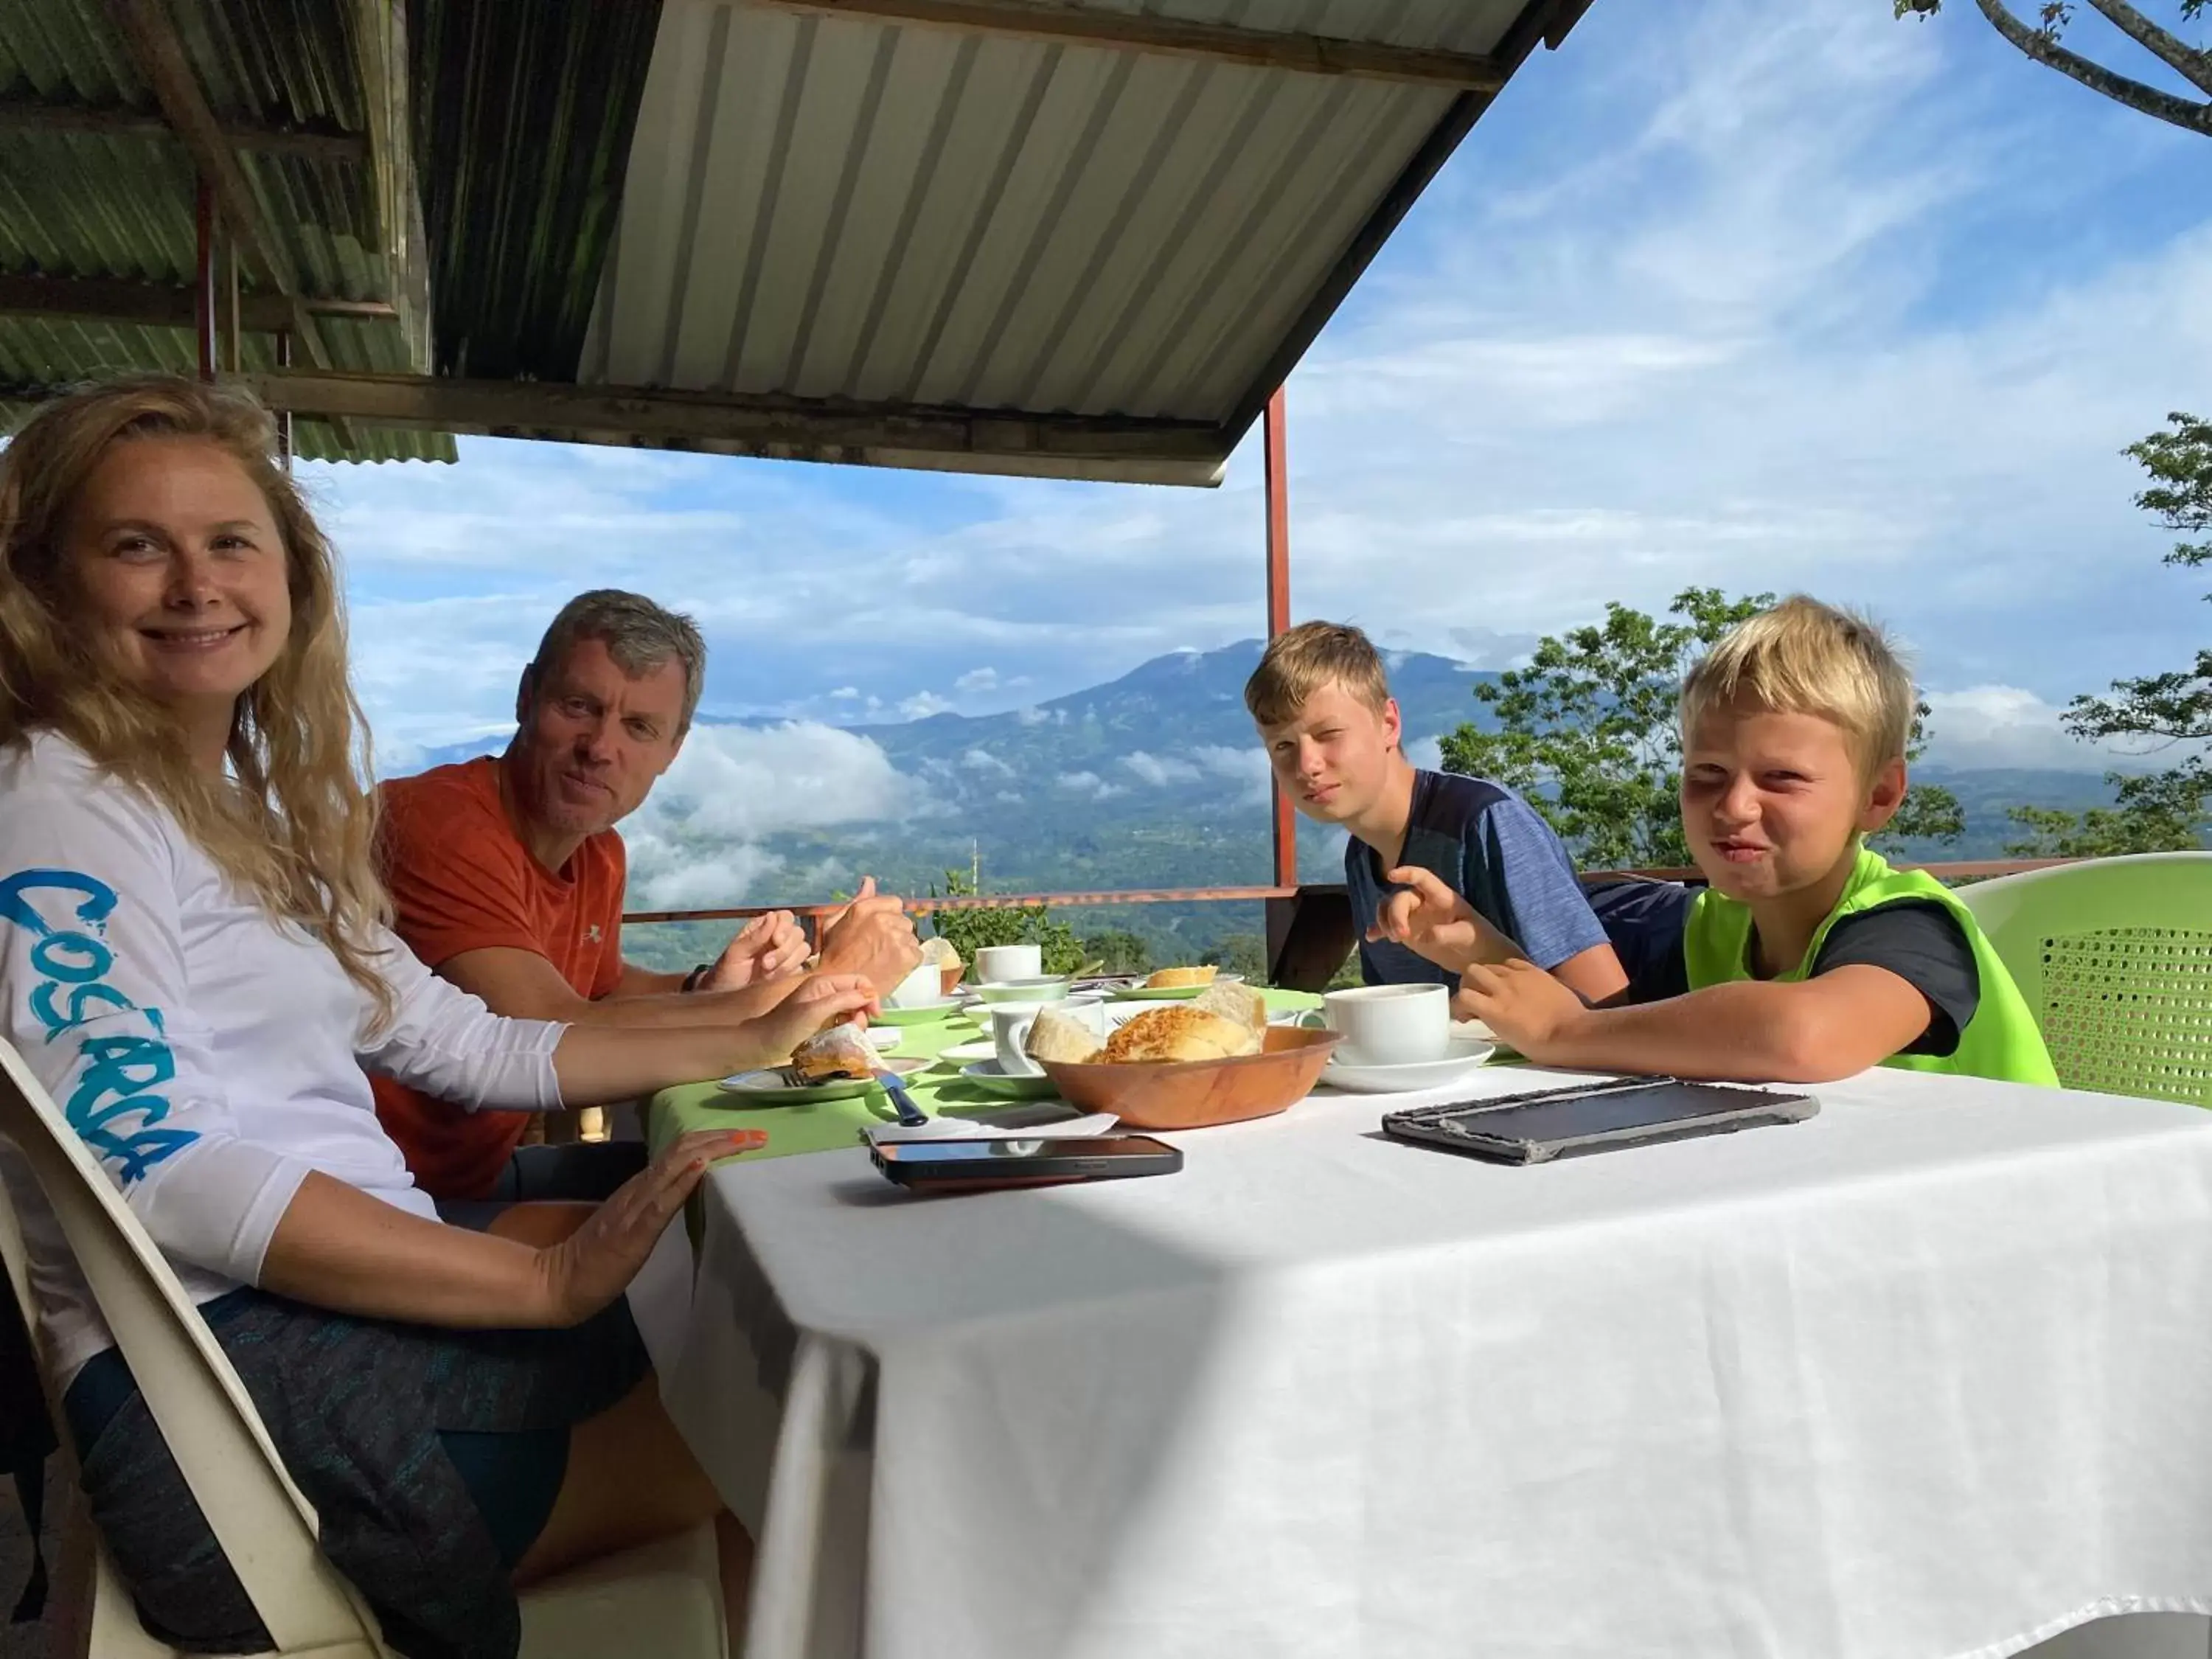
1321;1044;1497;1094
872;998;963;1026
956;1060;1062;1099
719;1053;930;1103
1108;973;1243;1001
932;1039;998;1068
866;1026;901;1054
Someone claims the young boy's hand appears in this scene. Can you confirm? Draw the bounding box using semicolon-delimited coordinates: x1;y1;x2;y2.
1371;866;1517;973
1458;959;1589;1060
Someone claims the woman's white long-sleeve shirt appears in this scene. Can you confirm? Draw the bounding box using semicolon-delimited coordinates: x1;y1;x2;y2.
0;733;568;1382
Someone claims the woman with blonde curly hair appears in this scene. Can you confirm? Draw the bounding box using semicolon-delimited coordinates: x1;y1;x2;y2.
0;376;869;1658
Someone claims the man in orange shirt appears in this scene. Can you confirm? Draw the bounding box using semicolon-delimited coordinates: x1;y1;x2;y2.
375;590;922;1203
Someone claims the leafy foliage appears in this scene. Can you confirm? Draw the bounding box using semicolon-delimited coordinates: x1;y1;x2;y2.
923;867;1084;975
1436;588;1964;868
2011;413;2212;854
1078;928;1154;975
1894;2;2212;140
2006;768;2212;856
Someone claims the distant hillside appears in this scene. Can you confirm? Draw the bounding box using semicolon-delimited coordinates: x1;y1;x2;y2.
397;641;2132;970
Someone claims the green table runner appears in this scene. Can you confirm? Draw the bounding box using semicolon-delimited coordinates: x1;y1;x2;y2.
648;987;1325;1168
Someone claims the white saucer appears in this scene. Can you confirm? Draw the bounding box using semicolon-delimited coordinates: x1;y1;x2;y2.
873;998;962;1026
866;1026;901;1053
1321;1044;1496;1094
957;1060;1062;1099
932;1039;997;1068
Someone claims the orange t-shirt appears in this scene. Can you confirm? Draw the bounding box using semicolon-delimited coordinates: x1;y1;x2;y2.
371;757;626;1200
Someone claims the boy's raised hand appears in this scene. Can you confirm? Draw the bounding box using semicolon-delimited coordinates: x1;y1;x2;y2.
1370;866;1517;973
1457;959;1588;1062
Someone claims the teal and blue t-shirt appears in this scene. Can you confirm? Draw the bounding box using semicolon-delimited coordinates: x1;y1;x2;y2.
1346;771;1610;986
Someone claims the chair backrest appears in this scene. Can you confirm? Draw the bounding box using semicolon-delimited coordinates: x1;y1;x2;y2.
1958;852;2212;1107
0;1037;389;1655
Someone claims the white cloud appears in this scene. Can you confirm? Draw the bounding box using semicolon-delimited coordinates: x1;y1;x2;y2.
900;691;955;720
829;686;860;700
1405;736;1445;771
1015;705;1051;726
961;747;1014;776
1190;743;1273;804
955;667;999;692
1056;771;1125;800
1918;684;2184;773
622;722;908;907
1123;750;1201;787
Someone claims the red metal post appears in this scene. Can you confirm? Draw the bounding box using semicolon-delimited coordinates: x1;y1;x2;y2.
1265;386;1295;888
193;175;216;381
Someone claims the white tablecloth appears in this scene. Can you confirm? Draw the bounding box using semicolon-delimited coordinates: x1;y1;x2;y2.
649;1068;2212;1659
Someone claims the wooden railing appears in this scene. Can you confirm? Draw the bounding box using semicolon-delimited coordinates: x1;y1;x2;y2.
622;859;2074;994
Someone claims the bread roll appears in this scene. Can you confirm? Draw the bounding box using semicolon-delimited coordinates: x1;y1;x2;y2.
1192;981;1266;1039
1102;1005;1256;1064
1025;1007;1104;1065
790;1021;876;1084
918;936;961;968
1145;965;1218;990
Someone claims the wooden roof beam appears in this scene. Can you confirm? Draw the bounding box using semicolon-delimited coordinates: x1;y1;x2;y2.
0;97;366;163
237;367;1228;485
103;0;358;445
746;0;1508;89
0;274;397;333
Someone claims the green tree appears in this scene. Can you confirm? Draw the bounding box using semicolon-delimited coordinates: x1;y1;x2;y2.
1896;2;2211;139
2006;412;2212;855
1200;933;1270;986
1078;928;1153;975
1437;588;1965;869
924;868;1084;975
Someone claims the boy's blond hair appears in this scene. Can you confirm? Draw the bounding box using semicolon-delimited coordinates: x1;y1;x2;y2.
1680;597;1915;776
1244;622;1391;727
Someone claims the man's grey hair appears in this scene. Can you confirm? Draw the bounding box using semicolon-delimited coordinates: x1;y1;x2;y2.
526;589;707;734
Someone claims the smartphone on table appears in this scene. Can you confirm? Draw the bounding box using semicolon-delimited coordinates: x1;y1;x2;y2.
872;1135;1183;1192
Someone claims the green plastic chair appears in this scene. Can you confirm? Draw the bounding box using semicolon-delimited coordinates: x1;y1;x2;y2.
1958;853;2212;1107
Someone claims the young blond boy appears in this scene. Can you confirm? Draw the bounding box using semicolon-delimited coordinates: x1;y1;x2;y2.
1246;622;1627;1004
1375;597;2057;1085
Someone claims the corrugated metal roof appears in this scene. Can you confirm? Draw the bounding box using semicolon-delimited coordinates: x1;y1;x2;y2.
579;0;1533;437
0;0;448;462
410;0;664;380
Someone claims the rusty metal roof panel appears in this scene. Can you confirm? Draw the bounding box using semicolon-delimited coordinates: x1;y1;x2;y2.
580;0;1540;442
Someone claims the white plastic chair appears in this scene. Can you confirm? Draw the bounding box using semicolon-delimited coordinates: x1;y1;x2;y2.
1958;852;2212;1107
0;1036;727;1658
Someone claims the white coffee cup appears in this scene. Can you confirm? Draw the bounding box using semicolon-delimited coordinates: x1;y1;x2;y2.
975;943;1043;984
1321;983;1451;1067
990;996;1105;1077
887;959;945;1009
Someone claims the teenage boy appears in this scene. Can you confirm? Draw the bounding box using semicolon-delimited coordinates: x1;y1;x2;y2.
1244;622;1627;1004
1373;598;2058;1085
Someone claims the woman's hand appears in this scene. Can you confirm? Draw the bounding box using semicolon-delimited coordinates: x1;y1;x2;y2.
531;1129;765;1326
726;972;880;1070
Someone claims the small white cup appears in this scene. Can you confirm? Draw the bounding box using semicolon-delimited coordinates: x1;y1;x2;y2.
975;943;1043;984
990;996;1105;1077
1322;984;1451;1067
887;960;945;1009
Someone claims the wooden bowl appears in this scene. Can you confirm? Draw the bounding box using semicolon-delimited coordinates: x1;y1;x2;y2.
1037;1026;1341;1130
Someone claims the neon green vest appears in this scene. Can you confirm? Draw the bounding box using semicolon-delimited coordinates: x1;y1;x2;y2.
1680;846;2059;1087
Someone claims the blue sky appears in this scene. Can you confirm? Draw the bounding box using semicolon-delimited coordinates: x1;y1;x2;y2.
316;0;2212;780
